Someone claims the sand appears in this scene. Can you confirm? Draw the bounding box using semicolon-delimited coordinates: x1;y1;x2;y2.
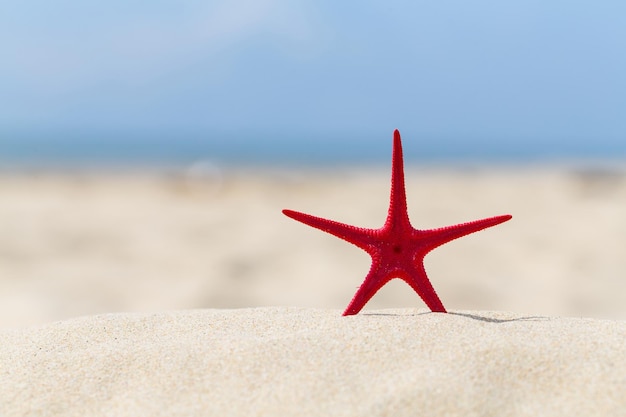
1;307;624;417
1;167;625;328
0;167;625;415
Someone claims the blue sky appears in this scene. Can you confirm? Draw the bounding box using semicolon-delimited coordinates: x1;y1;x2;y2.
1;1;625;158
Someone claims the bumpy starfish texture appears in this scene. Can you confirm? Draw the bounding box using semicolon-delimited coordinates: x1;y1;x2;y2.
283;130;512;316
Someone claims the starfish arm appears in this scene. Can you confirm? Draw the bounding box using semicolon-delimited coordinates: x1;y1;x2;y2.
403;263;447;313
421;214;512;252
342;266;393;316
385;129;411;230
282;209;375;251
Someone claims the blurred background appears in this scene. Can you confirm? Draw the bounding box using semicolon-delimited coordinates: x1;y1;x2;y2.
1;1;625;327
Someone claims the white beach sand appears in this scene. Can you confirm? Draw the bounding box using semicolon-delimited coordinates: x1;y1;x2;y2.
1;167;625;328
0;167;625;415
1;307;624;417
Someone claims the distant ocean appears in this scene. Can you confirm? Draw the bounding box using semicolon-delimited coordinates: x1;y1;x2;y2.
1;131;625;169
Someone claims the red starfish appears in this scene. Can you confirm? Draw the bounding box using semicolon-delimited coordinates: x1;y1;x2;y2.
283;129;512;316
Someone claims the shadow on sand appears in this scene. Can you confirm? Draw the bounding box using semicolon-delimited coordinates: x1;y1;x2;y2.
362;311;549;323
